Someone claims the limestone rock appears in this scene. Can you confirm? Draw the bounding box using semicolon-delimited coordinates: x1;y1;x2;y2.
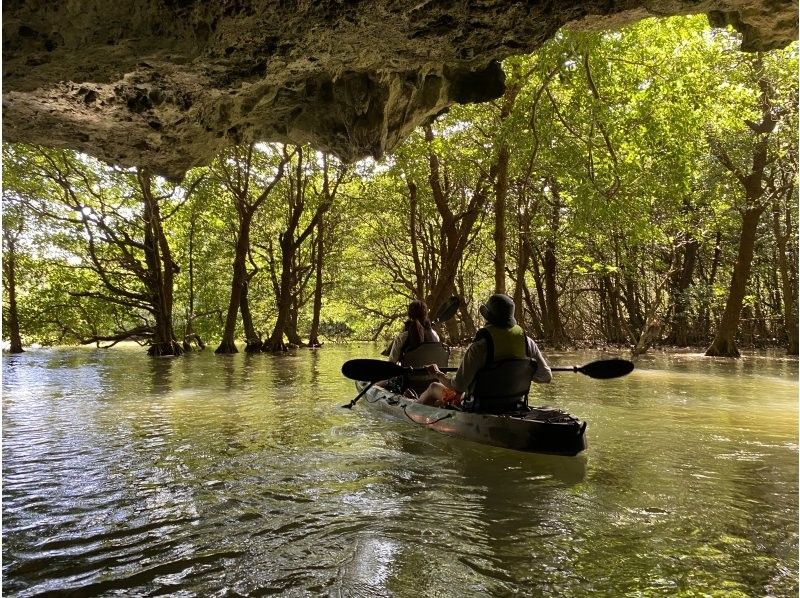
3;0;797;179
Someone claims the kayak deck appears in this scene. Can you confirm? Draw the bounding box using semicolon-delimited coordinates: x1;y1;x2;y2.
355;382;587;456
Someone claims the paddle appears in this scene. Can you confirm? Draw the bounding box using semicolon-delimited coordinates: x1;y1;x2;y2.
550;358;634;379
380;296;461;356
339;359;458;409
341;357;634;384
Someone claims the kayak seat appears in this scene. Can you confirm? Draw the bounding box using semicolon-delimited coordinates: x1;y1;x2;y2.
467;358;537;414
400;342;450;393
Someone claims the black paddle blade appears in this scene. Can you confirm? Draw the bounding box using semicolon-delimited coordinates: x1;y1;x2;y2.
577;358;635;379
433;295;460;324
341;359;405;382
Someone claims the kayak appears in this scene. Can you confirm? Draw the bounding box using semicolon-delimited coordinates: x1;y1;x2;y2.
354;381;587;456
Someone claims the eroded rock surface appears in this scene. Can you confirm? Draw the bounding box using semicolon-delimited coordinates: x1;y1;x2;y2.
3;0;797;178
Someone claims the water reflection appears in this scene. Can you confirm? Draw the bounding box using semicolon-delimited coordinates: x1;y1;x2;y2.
148;355;174;395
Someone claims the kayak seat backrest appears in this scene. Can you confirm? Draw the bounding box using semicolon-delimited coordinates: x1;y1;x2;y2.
400;342;450;393
469;358;536;414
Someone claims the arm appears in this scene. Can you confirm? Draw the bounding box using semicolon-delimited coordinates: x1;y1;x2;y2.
388;331;407;363
427;340;487;393
528;338;552;383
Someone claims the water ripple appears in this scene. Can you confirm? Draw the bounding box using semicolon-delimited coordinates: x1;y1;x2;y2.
2;347;797;596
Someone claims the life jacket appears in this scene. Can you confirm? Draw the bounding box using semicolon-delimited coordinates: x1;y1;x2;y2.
400;342;450;394
467;325;534;414
473;324;530;365
400;321;438;356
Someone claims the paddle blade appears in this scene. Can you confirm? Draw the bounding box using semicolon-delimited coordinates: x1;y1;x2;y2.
341;359;405;382
433;295;460;324
577;358;634;379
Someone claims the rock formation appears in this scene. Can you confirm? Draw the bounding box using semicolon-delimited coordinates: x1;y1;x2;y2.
3;1;797;179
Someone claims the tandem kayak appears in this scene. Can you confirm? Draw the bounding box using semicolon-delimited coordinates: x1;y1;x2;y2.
354;381;587;456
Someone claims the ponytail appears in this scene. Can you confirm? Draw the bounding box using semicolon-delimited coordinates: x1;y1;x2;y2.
404;300;432;350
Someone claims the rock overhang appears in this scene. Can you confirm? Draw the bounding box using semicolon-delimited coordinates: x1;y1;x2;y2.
3;0;797;180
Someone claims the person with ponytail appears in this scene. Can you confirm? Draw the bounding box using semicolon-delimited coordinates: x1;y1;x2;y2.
387;300;440;363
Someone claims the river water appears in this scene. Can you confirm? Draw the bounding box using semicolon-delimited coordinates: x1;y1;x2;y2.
2;345;797;596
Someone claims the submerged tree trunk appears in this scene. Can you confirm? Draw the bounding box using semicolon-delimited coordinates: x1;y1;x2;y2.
542;184;567;346
3;238;25;353
212;144;290;355
140;170;183;357
772;194;798;355
240;277;263;353
667;237;699;346
182;212;204;352
286;296;304;347
267;149;337;352
217;214;252;354
706;207;764;357
308;219;325;348
706;60;780;357
267;235;294;352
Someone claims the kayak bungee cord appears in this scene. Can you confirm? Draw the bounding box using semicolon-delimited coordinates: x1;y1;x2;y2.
401;404;454;426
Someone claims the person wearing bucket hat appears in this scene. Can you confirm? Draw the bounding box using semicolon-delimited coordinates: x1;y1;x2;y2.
417;293;551;411
479;293;517;328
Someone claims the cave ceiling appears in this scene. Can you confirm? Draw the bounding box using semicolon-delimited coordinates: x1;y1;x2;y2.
3;0;798;179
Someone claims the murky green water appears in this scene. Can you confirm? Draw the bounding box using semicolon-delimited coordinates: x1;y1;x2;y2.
2;346;797;596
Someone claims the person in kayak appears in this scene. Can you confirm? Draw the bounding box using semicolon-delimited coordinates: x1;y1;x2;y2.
386;300;440;363
417;293;551;410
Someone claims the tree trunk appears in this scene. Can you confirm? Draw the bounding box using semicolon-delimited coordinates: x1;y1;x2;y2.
286;296;304;347
216;213;252;354
513;235;529;330
667;237;699;346
183;213;199;351
521;279;544;339
493;145;509;294
772;198;798;355
266;235;294;352
490;64;523;295
542;188;567;346
697;230;723;341
706;61;779;357
240;278;263;352
530;251;547;329
408;181;425;299
706;207;764;357
423;125;491;316
308;220;325;348
3;239;24;353
141;171;183;357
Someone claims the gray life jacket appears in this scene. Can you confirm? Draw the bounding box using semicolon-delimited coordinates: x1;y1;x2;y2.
400;342;450;394
399;323;439;356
